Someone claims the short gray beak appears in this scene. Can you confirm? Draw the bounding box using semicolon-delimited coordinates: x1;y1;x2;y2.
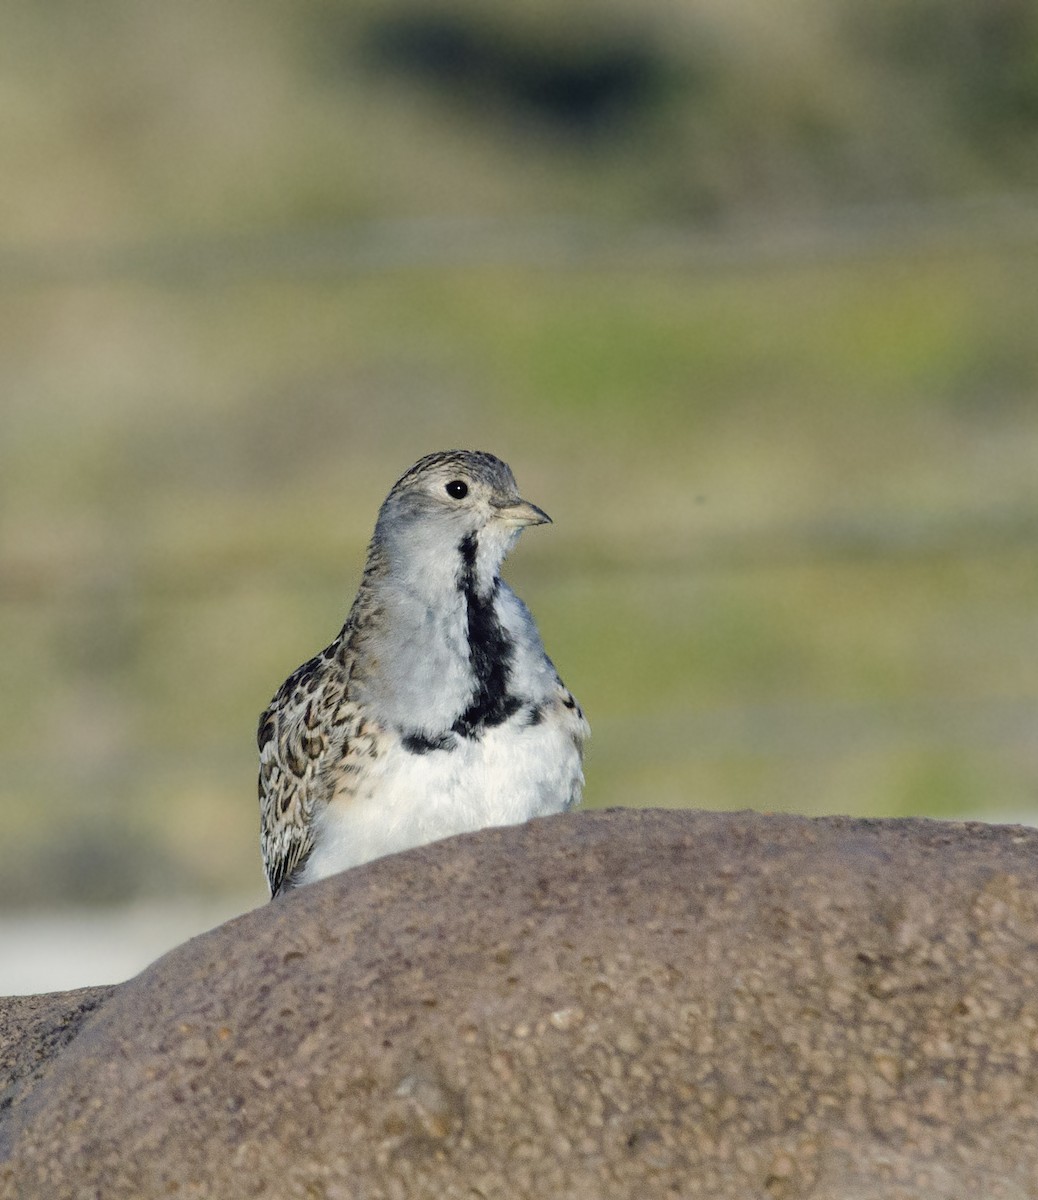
494;498;552;527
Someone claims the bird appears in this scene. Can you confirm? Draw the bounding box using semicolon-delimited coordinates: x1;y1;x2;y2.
257;450;588;898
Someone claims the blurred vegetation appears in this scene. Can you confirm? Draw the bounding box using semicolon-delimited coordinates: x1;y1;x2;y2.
1;0;1037;906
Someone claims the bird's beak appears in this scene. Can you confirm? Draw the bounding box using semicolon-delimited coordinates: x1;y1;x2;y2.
494;498;552;527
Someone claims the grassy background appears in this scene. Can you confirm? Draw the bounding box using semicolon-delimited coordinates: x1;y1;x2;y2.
2;0;1038;907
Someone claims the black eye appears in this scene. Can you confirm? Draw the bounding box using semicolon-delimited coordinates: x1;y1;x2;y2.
445;480;468;499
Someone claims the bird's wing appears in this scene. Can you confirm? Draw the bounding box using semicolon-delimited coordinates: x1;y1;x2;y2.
257;651;352;897
558;680;589;743
551;674;590;810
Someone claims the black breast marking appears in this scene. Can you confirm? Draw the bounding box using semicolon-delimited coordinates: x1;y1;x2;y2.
452;533;522;738
402;731;456;755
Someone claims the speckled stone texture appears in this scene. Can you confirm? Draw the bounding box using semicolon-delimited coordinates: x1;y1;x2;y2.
2;809;1038;1199
0;984;114;1136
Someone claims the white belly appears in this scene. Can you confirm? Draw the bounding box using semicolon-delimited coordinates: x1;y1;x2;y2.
299;717;583;886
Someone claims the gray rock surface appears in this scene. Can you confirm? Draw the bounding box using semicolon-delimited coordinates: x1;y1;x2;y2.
2;808;1038;1199
0;984;114;1129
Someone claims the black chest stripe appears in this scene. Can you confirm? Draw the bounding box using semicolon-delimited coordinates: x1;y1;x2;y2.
452;532;522;737
402;731;455;755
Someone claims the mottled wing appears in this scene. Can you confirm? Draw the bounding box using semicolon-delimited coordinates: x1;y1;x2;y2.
554;675;590;810
257;650;349;897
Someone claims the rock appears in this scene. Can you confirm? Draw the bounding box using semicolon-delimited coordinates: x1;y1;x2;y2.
2;808;1038;1199
0;984;115;1132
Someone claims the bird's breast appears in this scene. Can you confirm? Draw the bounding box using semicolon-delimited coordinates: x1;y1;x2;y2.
354;584;476;732
355;577;554;741
301;709;583;883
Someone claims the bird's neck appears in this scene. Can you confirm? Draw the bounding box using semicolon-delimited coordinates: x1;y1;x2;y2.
347;530;514;735
371;520;515;603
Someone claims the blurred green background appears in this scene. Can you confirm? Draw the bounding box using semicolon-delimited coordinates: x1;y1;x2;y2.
2;0;1038;912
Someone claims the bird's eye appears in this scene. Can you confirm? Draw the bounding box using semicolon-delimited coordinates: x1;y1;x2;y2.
445;480;469;499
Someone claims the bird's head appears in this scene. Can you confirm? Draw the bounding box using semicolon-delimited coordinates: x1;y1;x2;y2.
373;450;550;594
